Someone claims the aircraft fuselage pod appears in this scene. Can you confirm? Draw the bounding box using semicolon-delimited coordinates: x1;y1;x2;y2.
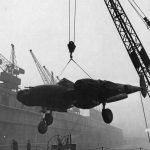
17;84;73;112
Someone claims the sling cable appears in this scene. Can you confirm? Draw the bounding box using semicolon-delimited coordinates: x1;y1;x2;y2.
57;0;92;79
128;0;150;29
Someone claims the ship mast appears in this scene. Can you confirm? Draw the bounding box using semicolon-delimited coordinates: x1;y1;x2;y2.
0;44;25;91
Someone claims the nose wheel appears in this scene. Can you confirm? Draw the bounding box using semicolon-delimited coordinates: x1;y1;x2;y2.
102;103;113;124
38;111;53;134
38;119;48;134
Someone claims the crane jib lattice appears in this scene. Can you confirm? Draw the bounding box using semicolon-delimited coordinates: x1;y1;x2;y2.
104;0;150;93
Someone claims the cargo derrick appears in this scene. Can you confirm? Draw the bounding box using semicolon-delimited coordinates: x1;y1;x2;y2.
0;44;24;91
104;0;150;143
43;66;57;85
104;0;150;97
29;49;52;85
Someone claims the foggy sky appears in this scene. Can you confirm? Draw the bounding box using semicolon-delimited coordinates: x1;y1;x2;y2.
0;0;150;140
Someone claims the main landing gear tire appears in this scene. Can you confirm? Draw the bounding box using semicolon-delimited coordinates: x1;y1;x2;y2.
102;108;113;124
38;119;48;134
45;113;53;125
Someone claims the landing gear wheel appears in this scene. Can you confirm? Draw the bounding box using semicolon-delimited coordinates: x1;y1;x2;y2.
45;113;53;125
38;119;48;134
102;108;113;124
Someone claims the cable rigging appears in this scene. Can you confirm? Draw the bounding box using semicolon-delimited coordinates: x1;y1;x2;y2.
140;93;150;143
68;0;76;59
104;0;150;144
57;0;92;79
128;0;150;29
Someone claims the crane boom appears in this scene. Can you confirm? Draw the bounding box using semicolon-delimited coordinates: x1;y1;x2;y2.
43;66;57;85
104;0;150;96
29;50;51;85
104;0;150;143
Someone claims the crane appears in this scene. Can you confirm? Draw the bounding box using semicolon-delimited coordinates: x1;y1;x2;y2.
29;50;56;85
0;44;25;91
43;66;57;85
104;0;150;97
104;0;150;143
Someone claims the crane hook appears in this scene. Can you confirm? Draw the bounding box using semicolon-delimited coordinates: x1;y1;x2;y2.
67;41;76;59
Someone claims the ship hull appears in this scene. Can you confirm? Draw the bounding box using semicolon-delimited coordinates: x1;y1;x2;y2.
0;87;124;150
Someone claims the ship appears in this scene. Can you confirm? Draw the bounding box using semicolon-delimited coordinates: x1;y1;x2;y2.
0;92;124;150
0;46;124;150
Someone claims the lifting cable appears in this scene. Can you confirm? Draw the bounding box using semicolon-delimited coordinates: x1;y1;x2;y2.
140;93;150;143
72;59;92;79
57;0;92;79
68;0;76;43
57;59;71;77
130;0;146;17
128;0;144;21
68;0;77;59
58;58;92;79
128;0;150;29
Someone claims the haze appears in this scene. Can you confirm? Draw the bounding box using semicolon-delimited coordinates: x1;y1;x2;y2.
0;0;150;146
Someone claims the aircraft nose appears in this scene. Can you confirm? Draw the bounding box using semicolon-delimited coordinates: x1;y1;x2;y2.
17;89;30;104
124;85;141;94
16;90;25;102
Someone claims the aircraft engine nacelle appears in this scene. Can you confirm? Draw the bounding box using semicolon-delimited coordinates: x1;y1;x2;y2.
73;94;100;109
74;80;89;91
107;93;128;103
73;79;101;109
74;79;100;92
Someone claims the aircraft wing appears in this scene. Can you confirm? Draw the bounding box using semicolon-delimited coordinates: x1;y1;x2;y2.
106;93;128;103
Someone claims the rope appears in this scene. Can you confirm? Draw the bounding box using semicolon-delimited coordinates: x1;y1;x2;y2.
131;0;146;17
128;0;148;27
72;59;92;79
128;0;144;20
57;58;92;79
74;0;77;42
69;0;70;41
140;93;150;143
58;59;72;77
68;0;77;42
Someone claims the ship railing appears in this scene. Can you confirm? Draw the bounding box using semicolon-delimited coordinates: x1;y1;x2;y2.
0;143;47;150
83;146;149;150
0;144;149;150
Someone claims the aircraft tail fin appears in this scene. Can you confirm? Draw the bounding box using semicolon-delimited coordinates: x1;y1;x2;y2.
57;78;74;89
140;75;147;98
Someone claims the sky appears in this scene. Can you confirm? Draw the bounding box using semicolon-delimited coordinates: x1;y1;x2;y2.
0;0;150;140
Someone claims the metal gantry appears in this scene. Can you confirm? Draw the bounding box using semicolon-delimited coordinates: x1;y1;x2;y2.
104;0;150;96
43;66;57;85
0;44;24;76
104;0;150;143
29;50;51;85
0;44;24;91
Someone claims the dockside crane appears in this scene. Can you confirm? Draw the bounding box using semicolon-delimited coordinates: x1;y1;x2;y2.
104;0;150;143
29;50;52;85
0;44;25;91
43;66;57;85
104;0;150;97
